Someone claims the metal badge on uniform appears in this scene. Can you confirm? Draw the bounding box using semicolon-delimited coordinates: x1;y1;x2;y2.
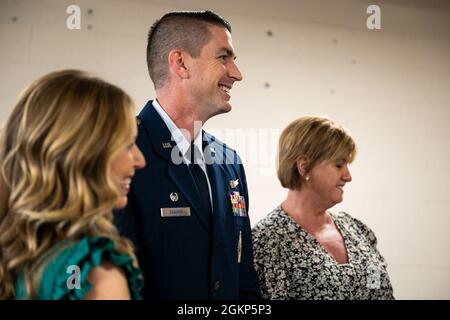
237;230;242;263
229;179;239;189
162;142;172;149
229;191;247;217
170;192;179;202
161;207;190;217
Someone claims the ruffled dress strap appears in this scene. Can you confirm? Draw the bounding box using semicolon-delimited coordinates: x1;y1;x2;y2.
16;236;143;300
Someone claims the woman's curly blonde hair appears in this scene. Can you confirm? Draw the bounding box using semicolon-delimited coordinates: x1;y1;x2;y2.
0;70;138;299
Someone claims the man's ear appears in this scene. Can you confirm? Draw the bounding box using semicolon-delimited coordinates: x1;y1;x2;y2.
167;49;189;79
296;157;309;177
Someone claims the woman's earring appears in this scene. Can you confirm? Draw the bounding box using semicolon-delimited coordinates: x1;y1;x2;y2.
305;176;310;181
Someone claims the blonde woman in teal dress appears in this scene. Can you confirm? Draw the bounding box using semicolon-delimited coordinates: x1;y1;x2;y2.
0;70;146;299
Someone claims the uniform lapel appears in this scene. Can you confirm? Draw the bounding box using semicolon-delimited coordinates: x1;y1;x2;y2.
203;133;230;248
138;101;211;234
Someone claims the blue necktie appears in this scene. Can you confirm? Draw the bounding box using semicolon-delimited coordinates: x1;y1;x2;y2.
188;144;212;225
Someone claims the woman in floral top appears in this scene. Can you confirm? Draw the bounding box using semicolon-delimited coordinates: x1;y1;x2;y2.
252;116;394;299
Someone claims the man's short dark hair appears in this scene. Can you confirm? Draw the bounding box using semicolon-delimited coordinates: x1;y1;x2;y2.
146;10;232;89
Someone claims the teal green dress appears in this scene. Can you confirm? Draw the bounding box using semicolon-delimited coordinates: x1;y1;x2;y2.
15;236;143;300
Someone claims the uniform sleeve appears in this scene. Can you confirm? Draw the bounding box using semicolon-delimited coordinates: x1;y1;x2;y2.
236;161;262;300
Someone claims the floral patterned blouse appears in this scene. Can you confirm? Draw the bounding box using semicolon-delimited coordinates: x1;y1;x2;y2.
252;206;394;300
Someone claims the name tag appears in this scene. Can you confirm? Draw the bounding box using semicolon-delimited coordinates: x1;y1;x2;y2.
161;207;191;217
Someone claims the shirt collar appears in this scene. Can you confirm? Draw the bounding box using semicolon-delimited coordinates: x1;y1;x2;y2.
152;99;204;164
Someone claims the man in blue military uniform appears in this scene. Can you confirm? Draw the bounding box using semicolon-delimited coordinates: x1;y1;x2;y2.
115;10;261;299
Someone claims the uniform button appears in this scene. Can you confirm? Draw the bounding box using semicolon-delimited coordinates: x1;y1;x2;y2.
214;280;221;291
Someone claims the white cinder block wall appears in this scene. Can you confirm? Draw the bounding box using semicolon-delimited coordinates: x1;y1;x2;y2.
1;0;449;299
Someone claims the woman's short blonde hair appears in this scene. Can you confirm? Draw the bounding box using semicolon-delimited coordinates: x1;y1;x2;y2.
277;116;357;190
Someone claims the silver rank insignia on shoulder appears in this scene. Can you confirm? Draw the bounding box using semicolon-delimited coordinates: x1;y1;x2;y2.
170;192;179;202
230;179;239;189
162;142;172;149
